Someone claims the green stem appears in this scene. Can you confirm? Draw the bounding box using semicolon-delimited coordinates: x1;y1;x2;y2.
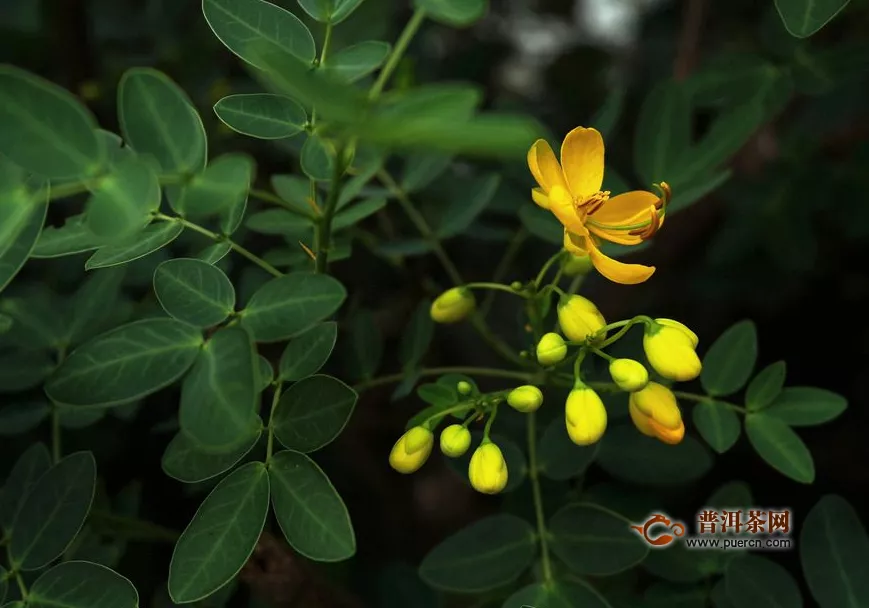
573;348;588;385
482;404;498;440
671;391;747;413
248;189;312;217
314;145;347;273
481;229;527;316
369;8;426;99
465;282;523;296
265;384;283;464
14;569;28;599
527;411;553;582
534;251;564;289
354;366;536;391
589;346;615;363
48;180;95;201
422;403;475;428
596;315;653;348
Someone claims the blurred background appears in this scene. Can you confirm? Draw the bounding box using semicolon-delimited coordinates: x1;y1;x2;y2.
2;0;868;606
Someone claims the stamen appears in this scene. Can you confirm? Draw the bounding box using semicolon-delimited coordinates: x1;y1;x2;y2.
653;182;671;210
628;205;661;240
579;190;610;215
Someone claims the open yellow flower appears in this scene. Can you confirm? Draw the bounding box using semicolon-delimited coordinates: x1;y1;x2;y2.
527;127;670;285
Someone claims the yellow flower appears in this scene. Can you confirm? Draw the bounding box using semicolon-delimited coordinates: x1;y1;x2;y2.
507;385;544;413
468;441;509;494
536;332;567;366
643;320;702;381
565;387;608;445
389;426;434;473
557;295;606;342
440;424;472;458
561;253;594;276
527;127;670;285
655;318;699;348
628;382;685;445
609;358;649;392
430;287;476;323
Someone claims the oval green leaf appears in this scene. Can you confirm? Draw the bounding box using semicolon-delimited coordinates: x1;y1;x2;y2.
179;326;261;452
154;258;236;327
725;555;802;608
332;197;386;231
27;561;138;608
0;66;105;179
412;0;488;27
692;401;742;454
800;494;869;608
46;318;204;407
168;461;270;603
0;401;50;436
538;415;599;481
31;214;105;259
343;309;382;380
279;322;337;381
85;220;184;270
633;80;692;185
746;361;787;411
245;209;312;236
598;425;713;485
162;428;262;484
504;580;613;608
765;386;848;426
0;182;49;294
300;134;335;181
118;68;206;177
173;153;254;216
268;450;355;561
325;41;390;83
775;0;851;38
701;320;758;397
0;443;51;532
745;414;815;483
273;374;356;453
9;452;96;571
67;267;127;347
397;299;433;369
85;157;160;240
240;272;347;342
214;94;306;139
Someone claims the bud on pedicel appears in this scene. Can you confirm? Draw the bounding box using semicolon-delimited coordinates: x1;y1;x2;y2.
609;358;649;392
536;332;567;366
430;287;476;324
440;424;472;458
507;385;544;413
557;295;606;342
628;382;685;444
389;426;434;474
643;322;701;382
456;381;473;396
468;441;509;494
561;253;594;276
564;387;608;446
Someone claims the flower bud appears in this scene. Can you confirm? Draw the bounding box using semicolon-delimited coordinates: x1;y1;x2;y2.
389;426;434;474
507;385;544;413
536;332;567;366
510;281;524;291
557;295;606;342
609;358;649;392
655;318;699;348
430;287;476;324
457;381;473;395
468;441;509;494
440;424;472;458
643;322;701;382
561;253;594;276
628;383;685;444
564;387;608;446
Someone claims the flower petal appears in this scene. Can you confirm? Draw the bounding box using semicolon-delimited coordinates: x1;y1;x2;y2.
560;127;604;199
587;239;655;285
532;187;550;209
563;230;588;255
528;139;567;194
592;190;659;226
587;225;644;246
548;185;586;234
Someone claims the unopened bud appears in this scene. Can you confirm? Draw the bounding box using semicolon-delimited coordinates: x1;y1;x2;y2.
430;287;476;324
507;385;544;413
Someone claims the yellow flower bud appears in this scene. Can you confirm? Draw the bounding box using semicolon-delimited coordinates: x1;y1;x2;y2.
655;318;699;348
564;387;608;446
507;385;544;413
430;287;476;324
643;323;702;382
557;295;606;342
629;382;684;445
389;426;433;474
456;381;473;395
536;332;567;366
440;424;472;458
609;358;649;392
468;441;509;494
629;401;686;445
561;253;594;276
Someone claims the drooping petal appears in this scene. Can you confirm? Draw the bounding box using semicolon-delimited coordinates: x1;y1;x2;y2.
528;139;567;194
560;127;604;199
548;185;586;234
592;190;659;226
587;224;644;246
587;239;655;285
532;187;550;209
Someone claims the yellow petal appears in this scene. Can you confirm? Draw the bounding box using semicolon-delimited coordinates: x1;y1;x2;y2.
560;127;604;199
532;187;550;210
592;190;659;226
548;185;586;234
528;139;567;194
587;239;655;285
563;230;588;255
587;225;644;246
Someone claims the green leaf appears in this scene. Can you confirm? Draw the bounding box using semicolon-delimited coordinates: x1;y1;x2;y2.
214;94;306;140
438;174;500;238
745;414;815;483
174;153;254;217
643;584;707;608
643;543;722;583
162;429;262;484
10;452;96;571
549;503;649;575
297;0;364;22
271;174;315;213
154;258;235;327
764;386;847;426
85;157;160;240
46;318;203;407
0;443;51;532
240;272;346;342
332;197;385;231
0;65;105;179
278;322;337;381
504;580;613;608
273;374;356;453
800;494;869;608
300;134;335;181
417;383;457;407
0;401;50;436
245;209;312;236
203;0;315;67
256;355;274;392
168;461;270;603
67;267;126;346
419;514;535;593
775;0;851;38
325;41;390;83
0;351;55;393
85;220;184;269
746;361;787;411
518;204;562;244
219;195;247;236
118;68;206;177
26;561;138;608
692;401;742;454
401;153;453;192
725;555;802;608
700;320;758;397
398;299;433;369
538;415;598;481
598;425;713;485
180;327;261;452
666;169;732;214
344;309;381;380
30;214;105;259
58;407;105;430
634;80;692;184
268;450;355;561
0;181;48;294
198;241;232;265
413;0;488;27
0;565;5;605
590;85;626;140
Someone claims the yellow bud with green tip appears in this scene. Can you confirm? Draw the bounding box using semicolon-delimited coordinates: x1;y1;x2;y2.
609;358;649;392
536;332;567;366
440;424;472;458
507;385;544;413
430;287;476;324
